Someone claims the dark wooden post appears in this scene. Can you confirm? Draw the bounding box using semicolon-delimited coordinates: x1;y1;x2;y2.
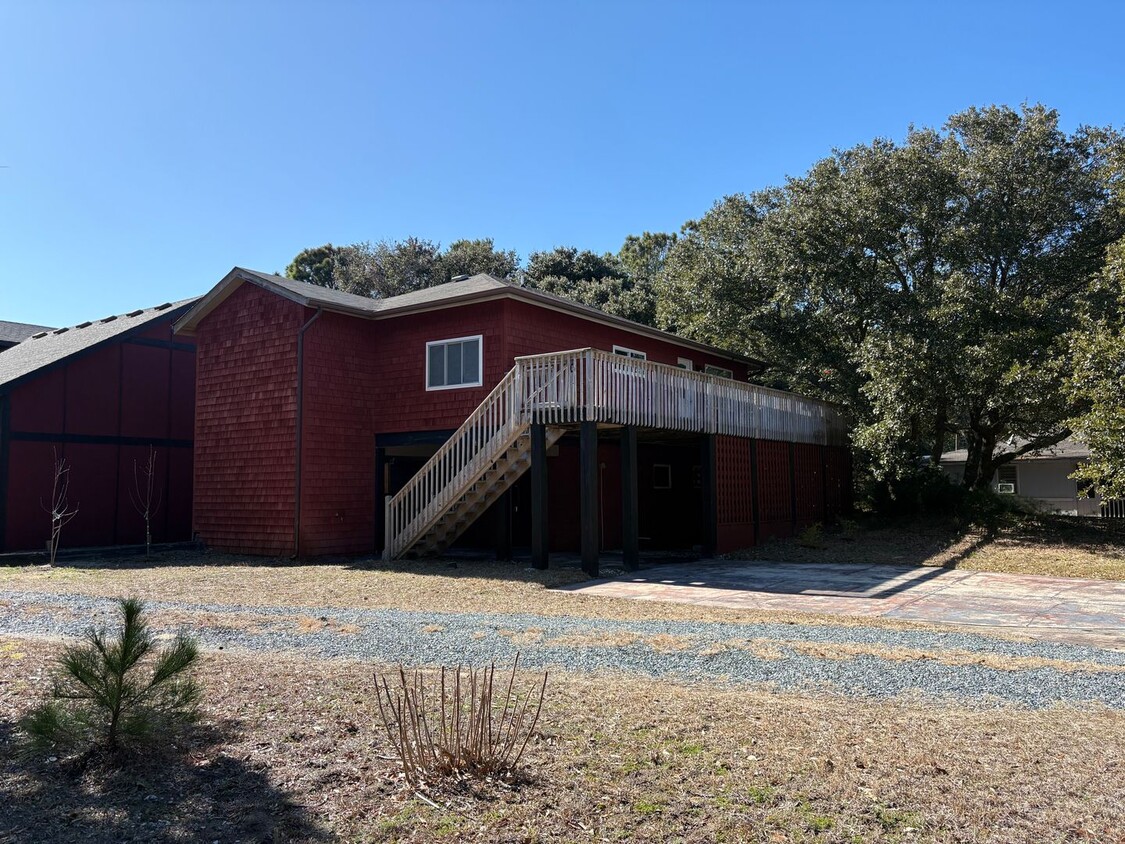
621;426;639;571
580;420;599;577
531;423;549;569
495;488;512;561
789;441;798;531
374;445;386;556
749;438;760;545
700;434;717;557
820;443;829;520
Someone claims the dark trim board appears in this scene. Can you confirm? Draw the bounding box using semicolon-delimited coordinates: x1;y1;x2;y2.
124;337;195;353
375;430;455;448
0;395;10;550
8;432;193;449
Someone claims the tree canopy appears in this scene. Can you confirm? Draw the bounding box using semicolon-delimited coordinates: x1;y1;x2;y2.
657;104;1124;491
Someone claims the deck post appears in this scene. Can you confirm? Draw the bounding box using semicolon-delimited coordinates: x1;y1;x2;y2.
580;420;599;577
531;423;549;569
621;425;639;571
749;438;760;545
789;440;798;532
701;434;717;557
495;488;512;561
374;445;386;556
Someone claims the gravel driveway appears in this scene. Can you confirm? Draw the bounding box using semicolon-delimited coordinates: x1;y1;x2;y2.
2;589;1123;709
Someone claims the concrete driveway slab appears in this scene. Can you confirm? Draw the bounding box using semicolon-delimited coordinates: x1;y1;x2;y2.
563;561;1125;649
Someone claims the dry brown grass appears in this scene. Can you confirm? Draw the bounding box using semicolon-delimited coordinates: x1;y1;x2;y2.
2;635;1121;843
0;552;963;634
737;515;1125;581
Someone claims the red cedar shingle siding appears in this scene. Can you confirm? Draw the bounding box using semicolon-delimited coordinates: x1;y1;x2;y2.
192;284;300;555
298;313;380;556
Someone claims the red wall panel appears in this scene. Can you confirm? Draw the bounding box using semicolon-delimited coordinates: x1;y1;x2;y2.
793;443;826;525
2;314;196;553
169;350;196;440
8;369;65;432
756;439;793;539
716;435;755;554
64;345;120;436
5;440;59;552
191;284;300;555
120;344;170;438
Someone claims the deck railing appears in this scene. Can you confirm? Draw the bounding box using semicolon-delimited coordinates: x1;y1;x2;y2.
518;348;847;445
384;348;847;558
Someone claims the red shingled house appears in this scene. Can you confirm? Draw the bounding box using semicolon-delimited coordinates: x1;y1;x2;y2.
175;269;850;573
0;301;197;553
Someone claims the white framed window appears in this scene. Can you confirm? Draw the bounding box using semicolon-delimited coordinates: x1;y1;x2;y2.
704;364;734;379
652;464;672;489
613;345;647;360
997;464;1018;495
676;357;693;370
426;335;483;390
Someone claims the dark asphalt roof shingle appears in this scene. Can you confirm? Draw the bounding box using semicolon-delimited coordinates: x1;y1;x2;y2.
940;437;1091;463
0;319;55;346
0;299;199;390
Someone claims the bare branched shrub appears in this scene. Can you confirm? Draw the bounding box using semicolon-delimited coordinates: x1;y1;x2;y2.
374;654;546;787
41;449;78;565
129;446;163;557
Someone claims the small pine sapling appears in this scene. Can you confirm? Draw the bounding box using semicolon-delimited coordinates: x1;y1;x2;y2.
22;597;201;755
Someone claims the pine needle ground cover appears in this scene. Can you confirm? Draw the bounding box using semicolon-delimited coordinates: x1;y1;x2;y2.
1;638;1122;843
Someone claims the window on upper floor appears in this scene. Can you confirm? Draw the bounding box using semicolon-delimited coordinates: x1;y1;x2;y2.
676;357;693;370
704;364;734;379
426;335;483;390
613;345;647;360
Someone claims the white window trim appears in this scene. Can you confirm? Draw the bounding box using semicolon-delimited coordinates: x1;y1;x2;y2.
425;334;484;391
676;357;693;370
612;345;647;360
704;364;734;379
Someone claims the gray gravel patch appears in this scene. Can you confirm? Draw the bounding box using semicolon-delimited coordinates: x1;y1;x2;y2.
2;590;1123;709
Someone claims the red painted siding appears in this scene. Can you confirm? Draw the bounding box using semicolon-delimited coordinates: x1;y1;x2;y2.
371;301;507;434
756;439;793;540
716;435;755;554
298;312;380;556
2;320;195;553
192;284;300;555
503;299;750;377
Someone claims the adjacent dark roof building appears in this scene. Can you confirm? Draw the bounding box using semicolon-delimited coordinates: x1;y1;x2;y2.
0;319;54;351
0;299;199;553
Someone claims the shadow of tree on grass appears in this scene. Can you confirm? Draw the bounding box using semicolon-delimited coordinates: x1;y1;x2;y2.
0;717;329;844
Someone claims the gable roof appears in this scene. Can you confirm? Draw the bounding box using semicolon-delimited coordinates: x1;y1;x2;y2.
0;319;55;347
174;267;762;367
940;437;1091;464
0;299;198;392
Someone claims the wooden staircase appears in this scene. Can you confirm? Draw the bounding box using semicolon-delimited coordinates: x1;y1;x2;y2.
403;425;564;558
384;348;847;560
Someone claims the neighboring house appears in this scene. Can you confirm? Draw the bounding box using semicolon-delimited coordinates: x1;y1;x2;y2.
940;438;1102;516
0;320;54;351
0;301;198;553
174;268;852;571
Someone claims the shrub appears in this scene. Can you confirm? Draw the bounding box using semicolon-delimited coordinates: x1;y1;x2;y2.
796;523;826;549
374;654;546;787
838;518;860;541
22;597;201;754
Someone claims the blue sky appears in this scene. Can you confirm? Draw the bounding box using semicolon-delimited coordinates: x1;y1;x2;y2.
2;0;1123;326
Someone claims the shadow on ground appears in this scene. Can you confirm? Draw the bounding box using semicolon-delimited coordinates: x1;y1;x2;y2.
0;719;328;844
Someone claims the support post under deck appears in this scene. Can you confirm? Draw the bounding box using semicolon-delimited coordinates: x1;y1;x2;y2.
531;423;549;569
580;420;599;577
701;434;718;557
621;426;639;571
